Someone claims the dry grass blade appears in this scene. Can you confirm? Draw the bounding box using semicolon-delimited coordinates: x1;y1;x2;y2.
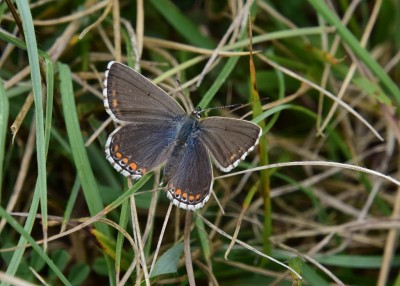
184;211;195;286
217;161;400;186
196;213;302;280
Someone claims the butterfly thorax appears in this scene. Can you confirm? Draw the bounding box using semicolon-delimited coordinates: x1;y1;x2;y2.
175;114;201;147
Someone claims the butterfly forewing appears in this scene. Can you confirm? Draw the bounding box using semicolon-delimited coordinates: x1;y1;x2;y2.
104;61;186;178
103;61;186;123
199;117;262;172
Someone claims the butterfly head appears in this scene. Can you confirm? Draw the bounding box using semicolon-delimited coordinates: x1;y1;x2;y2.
192;107;202;119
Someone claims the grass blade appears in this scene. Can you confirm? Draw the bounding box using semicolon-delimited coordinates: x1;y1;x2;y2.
0;79;8;198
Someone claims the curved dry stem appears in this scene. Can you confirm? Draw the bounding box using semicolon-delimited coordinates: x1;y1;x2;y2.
195;213;302;280
79;0;113;40
130;196;151;286
149;203;173;275
257;54;384;141
216;161;400;187
33;0;109;25
184;211;196;286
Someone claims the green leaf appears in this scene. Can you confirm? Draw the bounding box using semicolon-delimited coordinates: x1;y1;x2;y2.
29;251;46;272
92;257;108;276
68;263;90;286
150;242;184;277
51;249;70;272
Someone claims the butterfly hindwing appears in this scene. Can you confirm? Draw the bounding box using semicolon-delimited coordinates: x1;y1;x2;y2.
199;117;262;172
106;121;181;178
103;61;186;123
163;136;212;210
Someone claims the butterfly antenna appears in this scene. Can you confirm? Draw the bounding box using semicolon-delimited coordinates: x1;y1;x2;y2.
199;103;243;114
229;98;270;113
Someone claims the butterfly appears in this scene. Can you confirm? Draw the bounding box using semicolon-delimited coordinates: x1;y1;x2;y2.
103;61;261;210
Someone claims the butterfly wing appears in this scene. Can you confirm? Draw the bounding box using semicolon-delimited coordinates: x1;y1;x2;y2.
104;61;187;178
106;121;182;178
163;137;213;210
103;61;186;123
199;117;262;172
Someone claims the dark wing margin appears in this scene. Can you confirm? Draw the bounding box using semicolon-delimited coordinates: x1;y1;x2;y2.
105;122;179;179
103;61;186;123
163;138;213;210
199;117;262;172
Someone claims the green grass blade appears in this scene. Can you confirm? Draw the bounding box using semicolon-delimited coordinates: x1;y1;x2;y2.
197;55;241;109
195;215;211;261
149;0;214;48
44;59;54;156
0;79;8;198
308;0;400;104
61;177;81;232
115;199;130;273
0;206;71;285
2;183;42;284
58;63;109;234
15;0;48;248
59;63;116;284
0;29;49;59
315;254;400;268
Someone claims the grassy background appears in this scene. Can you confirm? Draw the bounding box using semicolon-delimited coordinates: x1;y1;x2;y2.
1;0;400;285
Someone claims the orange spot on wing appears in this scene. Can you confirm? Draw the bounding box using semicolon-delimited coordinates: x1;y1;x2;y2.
129;162;137;171
182;192;188;200
175;189;182;197
113;145;119;152
122;158;128;164
115;152;122;159
195;194;201;201
112;99;118;108
189;195;195;202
